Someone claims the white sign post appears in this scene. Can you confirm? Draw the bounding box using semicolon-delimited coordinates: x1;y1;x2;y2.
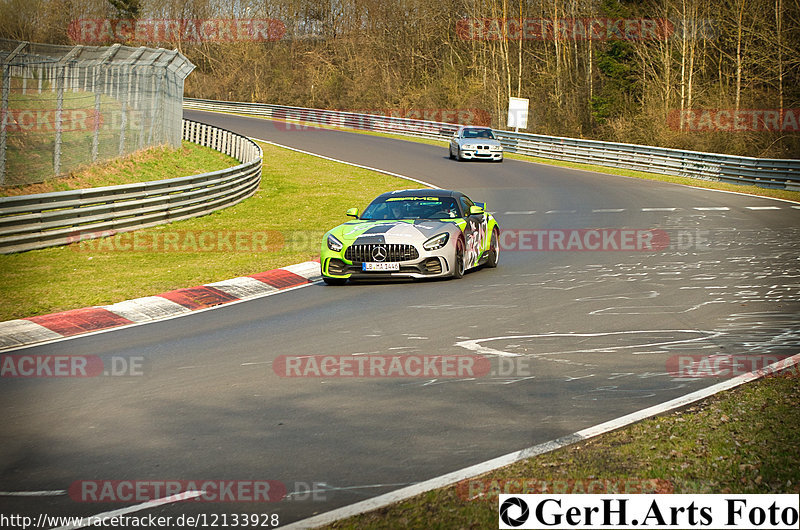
507;97;529;132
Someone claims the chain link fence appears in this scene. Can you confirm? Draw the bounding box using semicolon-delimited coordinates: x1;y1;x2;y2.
0;39;194;187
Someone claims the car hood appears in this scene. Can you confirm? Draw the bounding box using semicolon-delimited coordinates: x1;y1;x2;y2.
332;219;462;245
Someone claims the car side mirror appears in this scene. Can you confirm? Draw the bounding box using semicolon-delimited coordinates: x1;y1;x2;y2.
346;207;359;218
469;205;484;215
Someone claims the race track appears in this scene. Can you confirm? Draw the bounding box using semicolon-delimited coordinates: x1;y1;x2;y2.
1;109;798;526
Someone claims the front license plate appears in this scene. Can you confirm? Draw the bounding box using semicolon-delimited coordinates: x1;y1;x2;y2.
363;262;400;271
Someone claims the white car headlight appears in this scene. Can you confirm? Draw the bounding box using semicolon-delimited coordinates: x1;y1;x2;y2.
490;145;503;151
327;233;343;252
463;144;477;150
423;232;449;251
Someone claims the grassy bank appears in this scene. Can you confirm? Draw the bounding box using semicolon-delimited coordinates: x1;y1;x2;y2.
324;368;800;528
1;141;236;196
0;141;418;321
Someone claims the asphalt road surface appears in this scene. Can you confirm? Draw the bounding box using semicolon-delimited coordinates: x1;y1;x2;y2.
0;110;797;527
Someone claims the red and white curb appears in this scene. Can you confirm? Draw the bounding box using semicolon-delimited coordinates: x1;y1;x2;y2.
0;261;321;351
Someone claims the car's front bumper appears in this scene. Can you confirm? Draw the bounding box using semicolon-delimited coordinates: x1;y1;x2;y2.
460;148;503;161
321;248;455;280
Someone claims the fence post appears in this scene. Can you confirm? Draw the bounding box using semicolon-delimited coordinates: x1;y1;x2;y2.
0;63;9;186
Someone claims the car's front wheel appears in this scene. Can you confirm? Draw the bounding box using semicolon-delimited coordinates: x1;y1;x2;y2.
449;145;456;160
323;277;347;285
452;240;465;279
485;227;500;268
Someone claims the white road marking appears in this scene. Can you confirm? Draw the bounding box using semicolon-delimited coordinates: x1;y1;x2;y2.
693;206;730;211
454;330;722;358
641;207;677;211
745;206;781;210
545;209;577;214
284;482;413;498
592;208;625;213
51;491;204;530
283;353;800;529
503;210;536;215
588;300;726;315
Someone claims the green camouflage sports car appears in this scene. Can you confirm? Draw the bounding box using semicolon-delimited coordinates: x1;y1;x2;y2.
320;189;500;285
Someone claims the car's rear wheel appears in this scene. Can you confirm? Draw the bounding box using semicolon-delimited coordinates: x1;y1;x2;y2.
485;227;500;268
452;240;465;279
323;277;347;285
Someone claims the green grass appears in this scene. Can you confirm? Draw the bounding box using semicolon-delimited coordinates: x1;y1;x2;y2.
323;369;800;529
1;141;237;196
0;142;420;321
210;109;800;204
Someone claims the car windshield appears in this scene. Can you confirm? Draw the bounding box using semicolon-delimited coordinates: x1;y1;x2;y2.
361;196;460;220
462;128;495;139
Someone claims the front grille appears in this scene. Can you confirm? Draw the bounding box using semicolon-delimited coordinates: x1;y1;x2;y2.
345;244;419;263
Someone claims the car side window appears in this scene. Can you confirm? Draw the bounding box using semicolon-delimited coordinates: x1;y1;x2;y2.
460;196;474;216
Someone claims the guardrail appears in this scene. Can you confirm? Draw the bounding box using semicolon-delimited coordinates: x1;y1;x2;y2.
0;119;262;254
184;97;800;191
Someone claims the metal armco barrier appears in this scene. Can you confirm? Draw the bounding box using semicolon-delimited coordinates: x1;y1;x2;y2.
0;119;262;254
184;97;800;191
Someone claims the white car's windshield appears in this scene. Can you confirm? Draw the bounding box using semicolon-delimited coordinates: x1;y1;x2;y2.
361;196;460;220
462;128;495;139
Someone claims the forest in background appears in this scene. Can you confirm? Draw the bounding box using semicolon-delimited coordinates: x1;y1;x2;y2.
2;0;799;158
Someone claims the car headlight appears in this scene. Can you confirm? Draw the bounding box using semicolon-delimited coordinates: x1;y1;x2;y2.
490;145;503;151
463;144;477;150
327;233;343;252
423;232;449;251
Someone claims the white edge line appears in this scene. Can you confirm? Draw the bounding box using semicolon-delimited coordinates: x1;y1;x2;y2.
51;490;204;530
250;138;440;190
283;353;800;529
0;276;321;354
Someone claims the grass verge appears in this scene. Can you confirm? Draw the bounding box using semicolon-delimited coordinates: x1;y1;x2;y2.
0;142;420;321
1;141;236;196
204;109;800;203
323;368;800;529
